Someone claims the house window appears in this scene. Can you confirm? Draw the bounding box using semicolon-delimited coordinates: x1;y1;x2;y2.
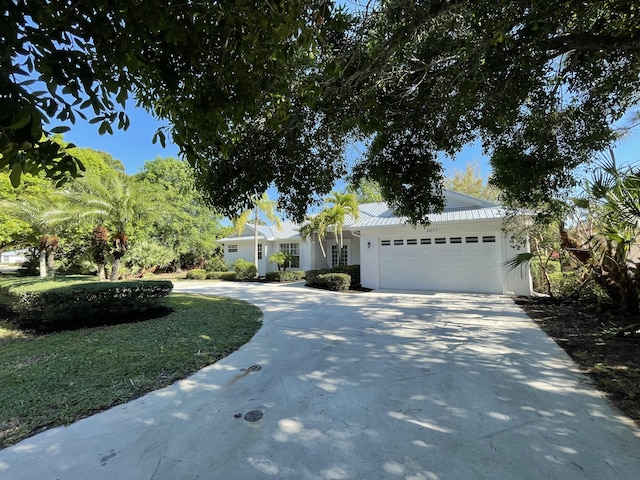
435;238;446;244
450;237;462;244
381;240;391;246
257;243;263;260
482;236;496;243
331;245;348;267
279;243;300;268
420;238;431;245
228;244;238;253
407;239;417;245
466;236;478;243
394;239;404;246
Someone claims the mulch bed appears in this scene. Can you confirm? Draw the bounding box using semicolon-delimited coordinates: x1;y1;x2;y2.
514;296;640;426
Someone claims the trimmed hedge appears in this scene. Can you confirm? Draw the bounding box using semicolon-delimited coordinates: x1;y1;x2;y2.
316;273;351;292
185;269;207;280
265;270;305;282
305;265;360;289
206;271;238;281
305;269;331;287
1;278;173;332
330;265;360;287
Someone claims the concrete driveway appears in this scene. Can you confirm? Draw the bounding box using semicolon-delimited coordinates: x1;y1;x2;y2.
1;282;639;479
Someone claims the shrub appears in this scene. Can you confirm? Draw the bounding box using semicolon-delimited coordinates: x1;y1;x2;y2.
125;240;176;275
330;265;360;287
206;271;238;281
185;269;207;280
305;269;330;287
265;270;305;282
549;271;608;301
205;257;228;272
233;259;257;281
0;278;173;332
316;273;351;292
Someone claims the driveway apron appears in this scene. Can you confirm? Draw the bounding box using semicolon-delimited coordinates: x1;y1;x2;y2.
1;282;639;479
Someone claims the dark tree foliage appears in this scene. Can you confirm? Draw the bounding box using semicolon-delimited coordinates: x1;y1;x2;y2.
346;0;640;222
1;0;335;199
3;1;640;223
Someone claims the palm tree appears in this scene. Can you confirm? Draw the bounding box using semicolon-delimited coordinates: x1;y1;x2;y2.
325;191;360;251
59;171;156;280
584;158;640;313
233;193;281;276
299;210;331;262
300;191;360;267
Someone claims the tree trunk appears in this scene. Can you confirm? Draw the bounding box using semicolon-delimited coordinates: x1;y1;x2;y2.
38;249;47;278
110;257;122;281
110;232;128;281
97;264;106;281
46;249;56;277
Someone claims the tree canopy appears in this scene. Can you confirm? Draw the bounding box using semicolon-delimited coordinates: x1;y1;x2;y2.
1;0;334;189
3;1;640;223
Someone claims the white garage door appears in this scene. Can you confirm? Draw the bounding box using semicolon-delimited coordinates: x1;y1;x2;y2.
379;234;503;294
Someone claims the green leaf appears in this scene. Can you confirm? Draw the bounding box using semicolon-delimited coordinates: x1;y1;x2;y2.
10;163;23;188
50;126;71;134
8;110;32;130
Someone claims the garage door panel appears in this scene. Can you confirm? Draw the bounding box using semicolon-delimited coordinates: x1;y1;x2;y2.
379;235;502;293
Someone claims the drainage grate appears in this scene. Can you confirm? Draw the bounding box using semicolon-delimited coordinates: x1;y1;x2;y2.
246;365;261;372
244;410;263;422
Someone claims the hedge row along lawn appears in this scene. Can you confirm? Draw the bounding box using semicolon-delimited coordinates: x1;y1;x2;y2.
0;293;262;448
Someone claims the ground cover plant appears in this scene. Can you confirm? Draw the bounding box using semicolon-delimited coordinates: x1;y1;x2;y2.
515;296;640;426
0;293;262;448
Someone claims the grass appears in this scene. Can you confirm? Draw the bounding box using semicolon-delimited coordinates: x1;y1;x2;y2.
0;293;262;448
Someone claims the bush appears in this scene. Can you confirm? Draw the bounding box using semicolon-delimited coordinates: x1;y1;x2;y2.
185;269;207;280
0;278;173;332
125;240;176;275
206;271;238;281
265;270;305;282
233;259;257;281
316;273;351;292
305;269;330;287
549;270;608;301
205;257;228;272
330;265;360;287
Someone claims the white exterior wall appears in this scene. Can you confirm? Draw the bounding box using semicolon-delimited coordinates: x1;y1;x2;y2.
224;242;255;270
502;237;533;296
299;239;313;272
224;239;311;275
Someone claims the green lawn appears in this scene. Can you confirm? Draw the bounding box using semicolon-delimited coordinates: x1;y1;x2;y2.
0;293;262;448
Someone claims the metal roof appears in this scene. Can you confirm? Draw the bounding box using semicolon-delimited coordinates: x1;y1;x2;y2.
218;221;301;243
218;191;505;241
346;204;505;229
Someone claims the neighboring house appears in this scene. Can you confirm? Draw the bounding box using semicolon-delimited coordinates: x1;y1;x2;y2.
0;249;28;264
218;190;532;295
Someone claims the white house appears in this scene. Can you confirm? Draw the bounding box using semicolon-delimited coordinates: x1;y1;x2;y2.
218;191;532;296
218;222;314;276
0;249;28;264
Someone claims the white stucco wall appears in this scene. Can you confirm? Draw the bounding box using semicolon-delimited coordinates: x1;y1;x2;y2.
501;237;533;296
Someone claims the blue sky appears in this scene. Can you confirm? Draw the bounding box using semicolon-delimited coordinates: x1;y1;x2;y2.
63;102;640;184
